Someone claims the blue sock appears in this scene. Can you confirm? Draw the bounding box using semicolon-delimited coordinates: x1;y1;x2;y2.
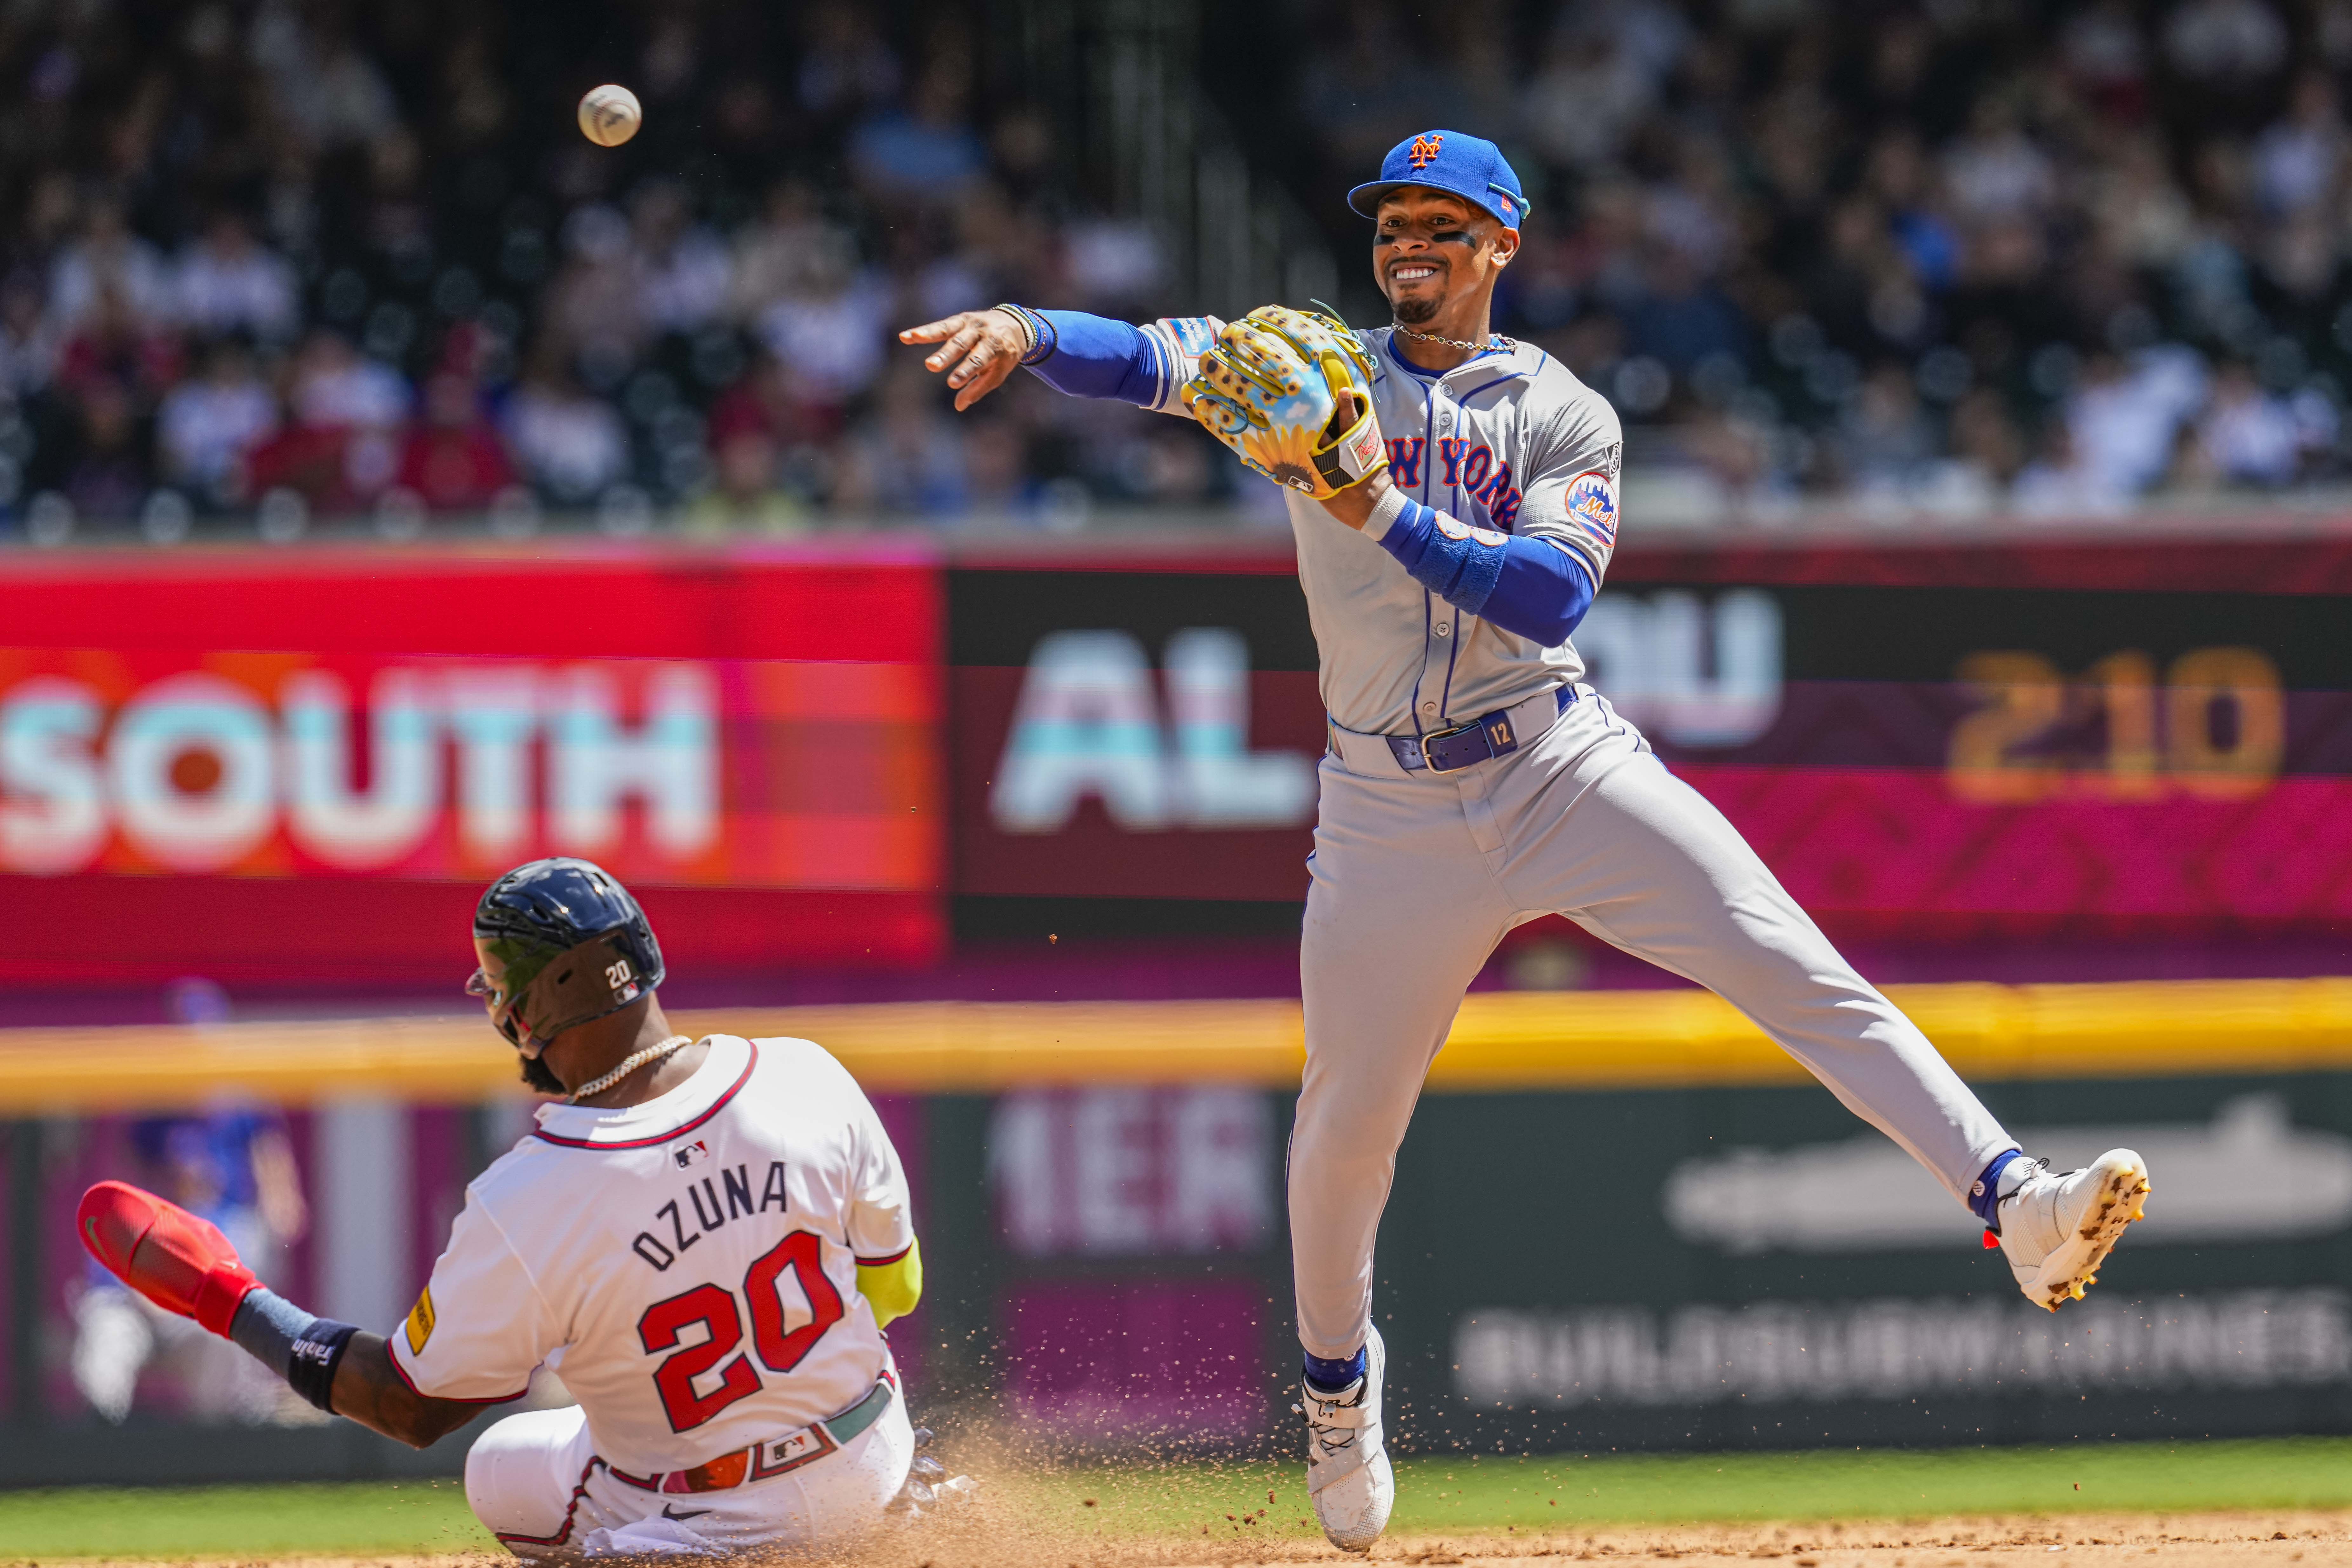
1969;1149;2027;1231
1303;1346;1366;1391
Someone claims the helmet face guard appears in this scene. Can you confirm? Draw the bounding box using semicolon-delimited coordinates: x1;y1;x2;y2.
467;858;665;1053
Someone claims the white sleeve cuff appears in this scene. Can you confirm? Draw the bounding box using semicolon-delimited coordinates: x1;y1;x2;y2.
1360;484;1410;541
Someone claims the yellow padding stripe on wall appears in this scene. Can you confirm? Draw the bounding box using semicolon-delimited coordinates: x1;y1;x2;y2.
0;977;2347;1112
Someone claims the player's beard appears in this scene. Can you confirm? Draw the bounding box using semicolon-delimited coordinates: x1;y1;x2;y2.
519;1050;565;1096
1391;291;1440;326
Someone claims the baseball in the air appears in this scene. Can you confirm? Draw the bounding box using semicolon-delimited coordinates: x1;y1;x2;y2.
577;84;642;148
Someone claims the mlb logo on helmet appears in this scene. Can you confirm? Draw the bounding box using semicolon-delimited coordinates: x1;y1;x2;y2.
1349;129;1528;231
1567;470;1618;545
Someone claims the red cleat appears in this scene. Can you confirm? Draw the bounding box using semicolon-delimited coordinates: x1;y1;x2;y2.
77;1180;261;1335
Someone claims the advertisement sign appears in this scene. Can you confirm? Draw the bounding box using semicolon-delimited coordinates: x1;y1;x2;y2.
0;651;933;888
1385;1071;2352;1450
950;541;2352;930
0;549;945;982
949;567;1324;900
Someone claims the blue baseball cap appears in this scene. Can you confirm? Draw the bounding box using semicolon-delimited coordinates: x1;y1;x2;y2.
1347;130;1529;230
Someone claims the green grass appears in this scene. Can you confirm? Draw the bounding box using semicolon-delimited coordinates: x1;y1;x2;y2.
8;1439;2352;1559
0;1478;494;1559
1012;1437;2352;1540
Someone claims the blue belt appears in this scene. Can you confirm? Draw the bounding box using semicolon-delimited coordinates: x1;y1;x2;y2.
1385;686;1575;774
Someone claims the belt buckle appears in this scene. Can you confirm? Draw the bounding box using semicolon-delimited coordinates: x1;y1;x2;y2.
1418;721;1478;773
1421;712;1517;774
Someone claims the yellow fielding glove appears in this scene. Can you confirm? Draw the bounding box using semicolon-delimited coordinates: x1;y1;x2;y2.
1180;305;1387;500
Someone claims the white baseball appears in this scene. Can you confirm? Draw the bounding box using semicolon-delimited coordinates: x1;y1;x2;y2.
577;84;642;148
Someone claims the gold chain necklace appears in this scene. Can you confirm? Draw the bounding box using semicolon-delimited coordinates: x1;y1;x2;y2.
568;1034;695;1103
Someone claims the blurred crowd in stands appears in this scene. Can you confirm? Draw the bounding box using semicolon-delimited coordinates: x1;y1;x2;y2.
1296;0;2352;523
7;0;2352;541
0;0;1242;542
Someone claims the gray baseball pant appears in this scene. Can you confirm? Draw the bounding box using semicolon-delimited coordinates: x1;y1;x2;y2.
1290;686;2018;1361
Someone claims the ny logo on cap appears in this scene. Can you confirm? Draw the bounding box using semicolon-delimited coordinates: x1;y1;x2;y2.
1407;134;1444;170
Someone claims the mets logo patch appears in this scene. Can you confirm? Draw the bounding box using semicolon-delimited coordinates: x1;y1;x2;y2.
1566;470;1618;545
1408;133;1444;170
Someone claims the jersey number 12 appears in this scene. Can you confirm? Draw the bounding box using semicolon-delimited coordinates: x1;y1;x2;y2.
637;1230;843;1432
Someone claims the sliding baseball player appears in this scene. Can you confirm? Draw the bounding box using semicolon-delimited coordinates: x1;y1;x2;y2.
79;857;962;1558
901;128;2150;1551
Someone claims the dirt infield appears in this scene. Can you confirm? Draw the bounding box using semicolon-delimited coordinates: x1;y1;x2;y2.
48;1514;2352;1568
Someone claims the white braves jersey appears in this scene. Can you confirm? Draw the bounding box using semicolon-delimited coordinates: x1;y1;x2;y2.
1139;319;1623;737
389;1035;913;1476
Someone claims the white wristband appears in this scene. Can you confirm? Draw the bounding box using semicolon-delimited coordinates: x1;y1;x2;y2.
1361;484;1410;541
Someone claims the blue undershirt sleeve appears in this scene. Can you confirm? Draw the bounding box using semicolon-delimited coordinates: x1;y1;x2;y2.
1020;309;1165;406
1373;499;1597;647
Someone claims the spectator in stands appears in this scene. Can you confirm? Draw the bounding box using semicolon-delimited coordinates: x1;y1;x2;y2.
546;204;651;389
57;378;149;523
173;214;299;345
832;366;966;516
251;0;401;152
848;58;988;204
157;340;278;508
2192;360;2314;487
2013;417;2126;518
1519;21;1657;173
682;428;808;535
396;372;515;514
632;183;733;338
49;199;171;335
2065;350;2205;499
796;2;903;128
504;350;632;507
279;329;407;509
53;284;180;408
290;330;408;430
0;272;57;404
753;237;890;411
2252;71;2346;217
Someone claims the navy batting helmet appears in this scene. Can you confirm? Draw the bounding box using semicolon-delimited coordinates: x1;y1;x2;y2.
467;858;665;1051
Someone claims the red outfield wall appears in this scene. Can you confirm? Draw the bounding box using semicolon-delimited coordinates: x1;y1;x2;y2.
4;530;2350;990
0;545;945;985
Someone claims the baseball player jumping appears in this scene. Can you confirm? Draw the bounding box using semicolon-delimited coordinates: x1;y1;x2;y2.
902;130;2151;1551
78;857;959;1559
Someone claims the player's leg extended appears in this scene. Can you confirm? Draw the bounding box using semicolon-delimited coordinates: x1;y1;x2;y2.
1491;695;2146;1303
1295;752;1513;1358
1293;752;1512;1549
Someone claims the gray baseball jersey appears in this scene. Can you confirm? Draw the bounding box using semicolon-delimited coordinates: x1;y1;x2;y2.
1097;310;2021;1366
1134;320;1622;737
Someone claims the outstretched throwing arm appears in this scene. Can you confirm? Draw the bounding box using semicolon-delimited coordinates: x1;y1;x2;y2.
899;306;1209;411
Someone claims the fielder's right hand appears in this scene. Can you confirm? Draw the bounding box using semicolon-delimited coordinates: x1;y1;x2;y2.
898;309;1029;410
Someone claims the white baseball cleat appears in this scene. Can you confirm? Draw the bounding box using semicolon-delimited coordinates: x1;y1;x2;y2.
1298;1325;1393;1552
1995;1149;2151;1311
